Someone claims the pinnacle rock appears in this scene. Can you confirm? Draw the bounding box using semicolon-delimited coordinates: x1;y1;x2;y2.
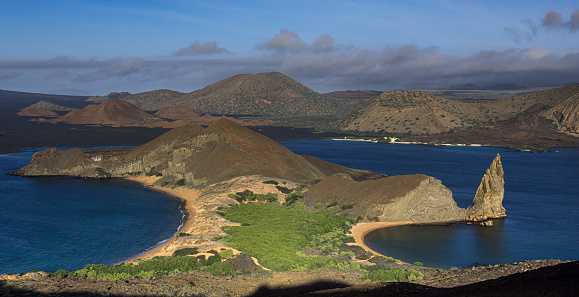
467;153;506;220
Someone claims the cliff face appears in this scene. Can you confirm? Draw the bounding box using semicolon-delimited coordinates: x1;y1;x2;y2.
304;173;467;223
467;153;506;220
14;119;355;186
543;93;579;133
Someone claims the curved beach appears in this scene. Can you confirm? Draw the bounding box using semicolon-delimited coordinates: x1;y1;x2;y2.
349;221;413;255
124;176;201;262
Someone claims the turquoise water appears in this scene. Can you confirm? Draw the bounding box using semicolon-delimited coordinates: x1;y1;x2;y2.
281;140;579;268
0;148;184;274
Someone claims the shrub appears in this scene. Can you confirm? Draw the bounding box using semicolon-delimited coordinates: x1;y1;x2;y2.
200;261;236;276
262;180;279;185
283;192;303;206
75;257;200;280
275;185;292;194
172;247;199;257
50;269;72;278
412;261;424;267
219;249;234;259
176;179;186;186
341;204;354;210
360;268;423;282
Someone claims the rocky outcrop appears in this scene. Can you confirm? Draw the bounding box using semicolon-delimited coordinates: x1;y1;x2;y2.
304;173;467;223
543;93;579;133
467;153;506;221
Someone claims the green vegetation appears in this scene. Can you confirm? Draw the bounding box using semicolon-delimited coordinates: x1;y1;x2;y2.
282;192;303;206
262;180;279;185
360;267;423;282
172;247;199;257
75;257;201;280
219;249;234;259
412;261;424;267
227;190;278;203
275;185;293;194
219;202;352;271
175;179;186;186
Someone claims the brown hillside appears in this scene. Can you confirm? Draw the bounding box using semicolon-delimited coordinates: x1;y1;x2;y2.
122;72;364;118
123;89;184;110
176;72;364;117
17;107;58;117
16;119;357;186
50;99;156;126
154;105;198;120
409;104;579;151
342;90;471;134
342;84;579;135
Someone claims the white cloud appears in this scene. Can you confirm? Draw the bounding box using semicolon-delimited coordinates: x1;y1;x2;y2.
172;41;232;57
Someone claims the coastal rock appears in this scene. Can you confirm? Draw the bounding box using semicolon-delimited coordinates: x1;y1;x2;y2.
304;173;467;223
467;153;506;220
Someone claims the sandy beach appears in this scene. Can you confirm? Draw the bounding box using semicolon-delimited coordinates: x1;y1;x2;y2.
349;221;414;254
124;176;201;262
124;175;413;264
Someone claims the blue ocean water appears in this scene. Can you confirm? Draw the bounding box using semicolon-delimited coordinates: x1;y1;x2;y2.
1;142;577;273
280;140;579;268
0;148;184;274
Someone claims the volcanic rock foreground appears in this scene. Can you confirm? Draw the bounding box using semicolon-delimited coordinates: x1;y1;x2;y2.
15;119;504;223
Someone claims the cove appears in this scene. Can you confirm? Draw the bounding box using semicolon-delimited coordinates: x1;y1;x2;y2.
280;140;579;268
0;148;184;274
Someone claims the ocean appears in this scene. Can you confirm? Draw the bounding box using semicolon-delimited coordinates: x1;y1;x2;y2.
1;141;577;273
0;148;184;274
281;140;579;268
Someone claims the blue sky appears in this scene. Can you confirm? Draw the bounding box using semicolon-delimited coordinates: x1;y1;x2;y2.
1;0;578;95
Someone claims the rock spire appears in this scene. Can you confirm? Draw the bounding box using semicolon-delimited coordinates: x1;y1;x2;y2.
467;153;506;221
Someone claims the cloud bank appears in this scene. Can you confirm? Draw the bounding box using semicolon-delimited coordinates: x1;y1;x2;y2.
1;30;578;95
172;41;232;57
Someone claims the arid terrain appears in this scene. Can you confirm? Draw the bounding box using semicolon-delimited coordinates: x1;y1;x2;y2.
1;259;575;296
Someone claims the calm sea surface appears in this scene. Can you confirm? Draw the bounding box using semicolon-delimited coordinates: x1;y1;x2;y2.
0;148;184;274
280;140;579;268
1;142;578;273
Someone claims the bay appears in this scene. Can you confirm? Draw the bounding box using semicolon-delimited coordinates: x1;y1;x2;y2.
280;140;579;268
0;148;184;274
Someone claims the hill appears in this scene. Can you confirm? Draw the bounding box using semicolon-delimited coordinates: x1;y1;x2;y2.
49;99;157;126
342;84;579;136
16;107;58;117
14;119;359;186
408;104;579;151
121;72;365;118
20;100;78;112
154;105;198;120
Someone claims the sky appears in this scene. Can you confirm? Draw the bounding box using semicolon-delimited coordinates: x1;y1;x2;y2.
0;0;578;95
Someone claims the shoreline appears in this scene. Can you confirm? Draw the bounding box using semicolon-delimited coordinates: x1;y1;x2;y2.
123;176;201;262
349;221;414;256
331;137;483;147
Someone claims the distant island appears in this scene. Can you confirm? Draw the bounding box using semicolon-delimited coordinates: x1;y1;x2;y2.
5;72;578;154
